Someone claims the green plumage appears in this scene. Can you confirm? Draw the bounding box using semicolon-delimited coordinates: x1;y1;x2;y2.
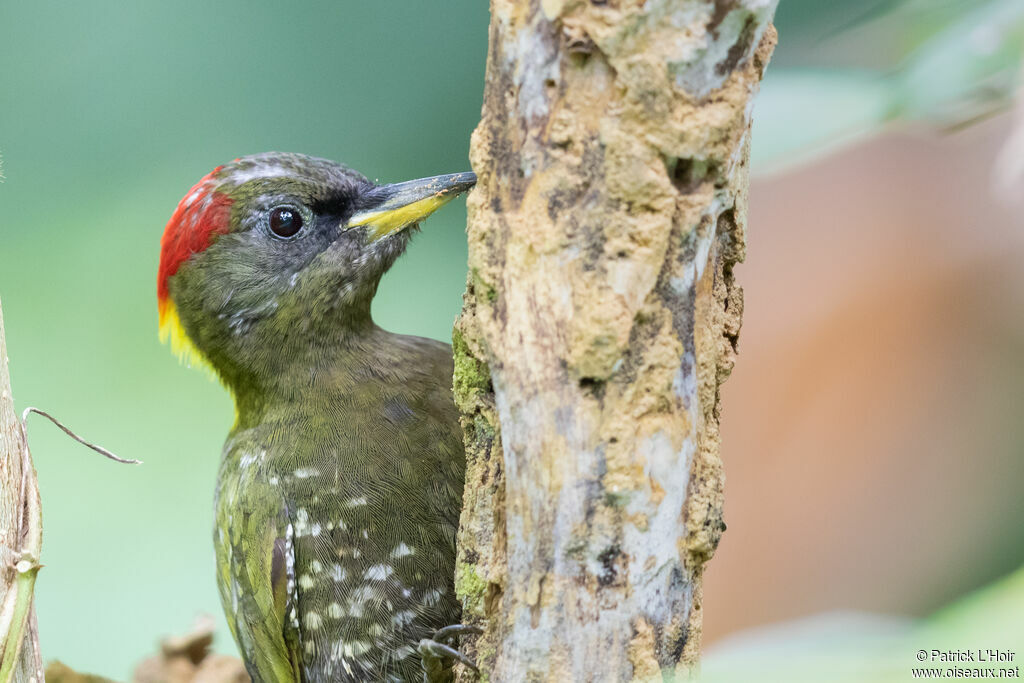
161;153;472;682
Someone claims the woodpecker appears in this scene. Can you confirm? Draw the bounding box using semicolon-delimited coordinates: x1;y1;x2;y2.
157;153;476;682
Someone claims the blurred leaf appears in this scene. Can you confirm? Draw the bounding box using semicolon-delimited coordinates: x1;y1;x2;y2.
896;0;1024;126
771;0;903;55
753;0;1024;174
861;0;988;59
700;565;1024;682
752;69;897;175
918;561;1024;642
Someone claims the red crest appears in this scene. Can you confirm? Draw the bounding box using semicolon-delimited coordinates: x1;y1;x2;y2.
157;166;233;305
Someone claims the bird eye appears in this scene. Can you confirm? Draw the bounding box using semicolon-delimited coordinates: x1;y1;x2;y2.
269;206;304;238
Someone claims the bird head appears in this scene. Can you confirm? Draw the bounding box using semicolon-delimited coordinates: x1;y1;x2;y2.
157;152;474;391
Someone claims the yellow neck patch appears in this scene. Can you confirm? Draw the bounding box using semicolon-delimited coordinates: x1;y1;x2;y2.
158;298;215;376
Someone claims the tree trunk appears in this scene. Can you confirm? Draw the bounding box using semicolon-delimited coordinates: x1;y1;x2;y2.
0;299;44;682
452;1;777;679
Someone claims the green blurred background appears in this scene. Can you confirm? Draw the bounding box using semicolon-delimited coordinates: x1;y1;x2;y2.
0;1;488;677
1;0;1022;679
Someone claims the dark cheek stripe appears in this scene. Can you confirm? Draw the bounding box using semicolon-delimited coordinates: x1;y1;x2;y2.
157;166;233;302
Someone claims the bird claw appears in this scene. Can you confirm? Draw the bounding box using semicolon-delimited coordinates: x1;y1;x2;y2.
418;624;482;682
432;624;483;644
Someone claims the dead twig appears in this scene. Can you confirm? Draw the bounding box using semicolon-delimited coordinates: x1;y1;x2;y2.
20;408;141;466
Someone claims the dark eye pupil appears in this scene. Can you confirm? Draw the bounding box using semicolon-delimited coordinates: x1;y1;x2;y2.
269;207;303;237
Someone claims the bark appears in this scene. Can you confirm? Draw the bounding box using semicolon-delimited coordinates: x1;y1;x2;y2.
0;299;43;682
452;1;777;680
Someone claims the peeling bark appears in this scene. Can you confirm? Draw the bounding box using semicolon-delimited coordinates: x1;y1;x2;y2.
453;1;777;679
0;299;44;683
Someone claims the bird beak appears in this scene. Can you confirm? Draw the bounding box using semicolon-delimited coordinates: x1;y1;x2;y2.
346;172;476;241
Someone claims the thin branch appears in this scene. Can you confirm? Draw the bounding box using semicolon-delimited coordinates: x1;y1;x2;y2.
0;406;139;680
20;408;141;466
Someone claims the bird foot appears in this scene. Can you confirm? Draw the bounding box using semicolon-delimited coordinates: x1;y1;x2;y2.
418;624;483;682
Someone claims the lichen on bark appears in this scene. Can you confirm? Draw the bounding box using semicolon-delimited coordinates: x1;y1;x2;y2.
452;1;777;679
